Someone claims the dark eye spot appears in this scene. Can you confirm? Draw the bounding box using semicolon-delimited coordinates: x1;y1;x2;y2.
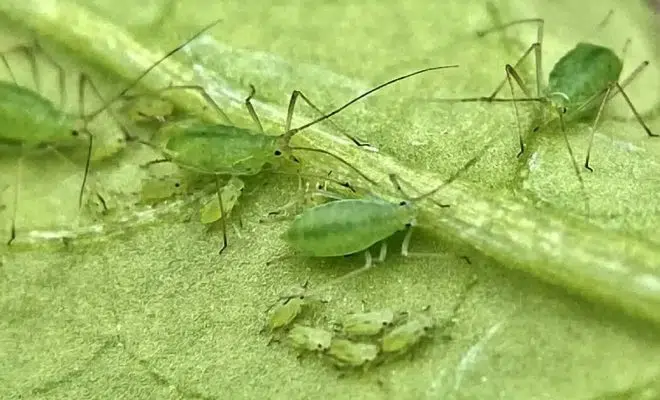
174;182;181;187
399;201;407;206
274;150;282;156
316;343;323;349
382;321;388;326
71;130;79;137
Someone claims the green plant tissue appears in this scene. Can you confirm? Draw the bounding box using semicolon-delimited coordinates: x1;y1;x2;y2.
1;0;660;399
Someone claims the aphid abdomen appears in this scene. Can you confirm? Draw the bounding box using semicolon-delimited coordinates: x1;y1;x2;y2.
163;124;279;175
284;199;408;257
326;338;379;367
342;309;396;336
381;316;433;354
0;83;76;145
546;43;623;113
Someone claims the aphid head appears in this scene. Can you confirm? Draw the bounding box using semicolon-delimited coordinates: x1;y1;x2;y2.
547;91;570;112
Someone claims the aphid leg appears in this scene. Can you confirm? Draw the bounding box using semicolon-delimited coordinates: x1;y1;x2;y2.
213;175;228;255
284;89;374;148
293;250;378;301
388;142;489;206
556;111;590;216
75;74;96;209
620;39;632;62
593;10;614;34
140;158;173;169
476;17;544;98
376;241;387;263
260;175;310;223
0;46;21;84
282;66;461;185
504;64;526;157
244;84;265;132
323;250;376;288
578;61;655;171
32;41;67;108
7;147;24;245
0;44;42;92
145;84;233;124
88;18;223;118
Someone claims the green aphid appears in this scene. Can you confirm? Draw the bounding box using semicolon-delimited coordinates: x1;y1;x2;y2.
0;42;130;245
381;314;434;354
340;309;399;337
325;338;380;368
287;324;333;352
264;296;306;333
121;94;175;124
278;144;487;300
198;176;245;224
434;5;658;215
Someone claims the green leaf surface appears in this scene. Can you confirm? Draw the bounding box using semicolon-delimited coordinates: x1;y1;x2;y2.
1;1;660;399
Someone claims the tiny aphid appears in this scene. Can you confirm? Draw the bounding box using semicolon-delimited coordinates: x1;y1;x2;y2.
121;94;175;124
198;176;245;224
380;314;435;355
340;309;398;337
287;324;333;352
139;177;187;204
278;142;488;298
263;296;307;333
380;276;479;357
0;42;132;245
325;338;380;368
434;5;657;212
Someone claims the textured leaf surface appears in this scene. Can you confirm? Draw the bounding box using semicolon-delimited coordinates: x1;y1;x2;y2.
1;1;659;399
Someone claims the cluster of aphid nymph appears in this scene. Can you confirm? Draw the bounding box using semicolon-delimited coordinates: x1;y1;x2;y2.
261;295;437;371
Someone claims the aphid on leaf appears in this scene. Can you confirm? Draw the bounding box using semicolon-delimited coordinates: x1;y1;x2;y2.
325;338;380;369
287;324;333;353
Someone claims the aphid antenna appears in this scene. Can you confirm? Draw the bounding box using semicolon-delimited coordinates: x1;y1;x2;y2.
259;166;358;193
288;145;377;185
85;18;224;120
284;65;460;139
389;140;493;205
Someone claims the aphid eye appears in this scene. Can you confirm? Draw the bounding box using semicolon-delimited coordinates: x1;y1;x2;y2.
399;201;407;206
174;182;181;188
274;150;282;156
382;321;388;326
561;107;567;114
316;343;323;349
71;130;79;136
